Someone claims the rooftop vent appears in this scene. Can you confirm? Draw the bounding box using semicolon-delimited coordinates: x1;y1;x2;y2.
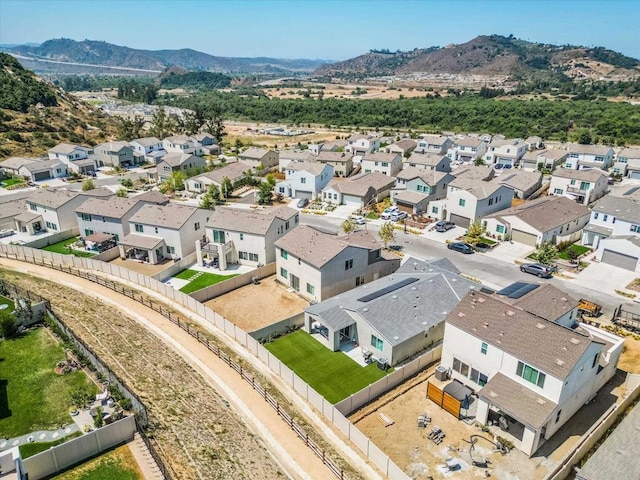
478;298;486;303
506;310;515;316
570;338;581;344
458;312;466;318
536;398;546;405
556;359;566;366
489;391;497;398
536;323;546;329
483;322;489;327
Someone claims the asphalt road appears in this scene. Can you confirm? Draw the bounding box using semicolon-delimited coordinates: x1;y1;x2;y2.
300;214;624;316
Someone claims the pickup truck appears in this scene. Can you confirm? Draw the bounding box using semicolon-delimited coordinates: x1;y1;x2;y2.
578;298;602;317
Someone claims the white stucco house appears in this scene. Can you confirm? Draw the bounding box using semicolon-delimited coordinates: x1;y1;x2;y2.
163;135;203;156
565;144;614;170
19;159;67;182
441;288;623;456
384;139;417;157
345;133;380;156
520;149;569;172
416;134;453;155
484;139;528;168
446;137;487;164
360;152;403;176
549;168;608;206
157;153;207;183
392;168;454;215
316;151;354;177
278;150;316;172
274;225;400;302
614;147;640;178
322;172;395;208
197;205;299;270
47;143;96;174
405;153;451;172
275;162;334;200
130;137;166;163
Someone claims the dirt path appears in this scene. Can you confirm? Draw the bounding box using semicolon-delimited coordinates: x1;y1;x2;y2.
0;259;331;480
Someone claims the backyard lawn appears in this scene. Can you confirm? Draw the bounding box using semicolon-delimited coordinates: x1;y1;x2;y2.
266;330;392;404
20;431;82;458
174;269;238;294
558;244;590;261
0;328;98;438
0;294;15;313
43;237;96;258
51;444;143;480
1;178;26;188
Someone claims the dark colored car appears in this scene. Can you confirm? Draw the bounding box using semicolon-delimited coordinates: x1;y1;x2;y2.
297;198;309;208
494;164;503;170
520;263;553;278
435;221;456;232
474;242;492;252
447;242;474;254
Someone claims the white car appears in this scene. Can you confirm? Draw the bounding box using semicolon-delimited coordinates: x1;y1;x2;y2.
381;211;393;220
350;215;366;225
391;211;408;221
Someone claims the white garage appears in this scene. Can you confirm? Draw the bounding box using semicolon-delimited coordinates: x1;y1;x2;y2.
597;237;640;272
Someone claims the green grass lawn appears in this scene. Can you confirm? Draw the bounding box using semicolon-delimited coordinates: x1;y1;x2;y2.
42;237;96;258
51;444;143;479
1;178;26;188
558;244;590;260
265;330;392;404
0;294;15;313
0;328;98;438
19;431;83;458
174;269;238;294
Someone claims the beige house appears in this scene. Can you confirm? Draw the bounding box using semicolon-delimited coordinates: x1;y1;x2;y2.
185;161;249;194
157;153;207;182
316;151;354;177
384;139;417;157
549;168;608;206
322;172;395;207
237;147;279;171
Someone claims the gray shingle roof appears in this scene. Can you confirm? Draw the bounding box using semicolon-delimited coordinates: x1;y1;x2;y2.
119;233;164;249
206;205;297;235
317;151;353;163
446;291;600;379
129;204;200;229
391;139;417;150
279;150;315;162
0;156;36;170
49;143;82;155
286;162;328;176
592;195;640;224
306;257;478;346
194;162;249;185
239;147;272;159
393;190;429;204
617;147;640;160
27;188;80;208
161;153;199;167
407;152;448;167
493;170;542;193
552;167;608;182
506;284;579;323
22;159;65;172
568;144;613;156
131;137;161;147
362;152;401;163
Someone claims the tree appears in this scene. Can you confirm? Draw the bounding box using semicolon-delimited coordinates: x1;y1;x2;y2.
221;176;233;198
159;171;185;194
342;219;355;234
534;241;558;265
257;181;274;204
0;310;17;338
203;107;226;145
177;110;202;135
82;178;95;191
120;178;134;188
116;115;145;141
378;221;395;249
149;107;176;139
94;406;104;429
474;157;485;166
577;129;593;145
265;174;277;188
116;188;128;198
200;193;214;210
465;221;486;244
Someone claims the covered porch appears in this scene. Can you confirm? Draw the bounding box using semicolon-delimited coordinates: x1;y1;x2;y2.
581;223;612;249
195;237;234;271
13;212;44;235
118;233;166;264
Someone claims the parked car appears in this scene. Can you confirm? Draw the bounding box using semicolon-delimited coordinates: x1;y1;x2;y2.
435;221;455;232
350;215;366;225
503;164;512;169
447;242;474;254
474;242;492;252
391;211;408;222
494;164;503;170
381;211;392;220
520;263;553;278
297;198;309;208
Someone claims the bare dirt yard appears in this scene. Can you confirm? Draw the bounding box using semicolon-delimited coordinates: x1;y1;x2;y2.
618;336;640;373
109;257;172;277
205;275;309;332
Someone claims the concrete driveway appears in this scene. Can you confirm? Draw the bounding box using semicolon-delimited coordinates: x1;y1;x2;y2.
422;225;465;244
484;241;535;264
565;261;639;299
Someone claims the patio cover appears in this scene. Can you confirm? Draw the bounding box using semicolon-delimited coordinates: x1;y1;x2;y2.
13;212;43;223
84;233;114;243
119;233;164;250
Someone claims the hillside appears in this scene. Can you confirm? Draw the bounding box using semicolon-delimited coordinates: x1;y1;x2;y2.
0;53;118;158
314;35;640;82
2;38;329;75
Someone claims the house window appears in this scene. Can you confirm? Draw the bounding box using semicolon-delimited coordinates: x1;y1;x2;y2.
281;249;288;259
286;220;290;230
452;357;469;377
166;246;175;254
470;368;488;386
603;215;608;222
555;410;562;423
295;214;299;224
135;224;144;233
28;202;37;211
239;233;244;240
516;361;546;388
345;259;353;270
155;227;159;234
594;213;599;220
580;181;591;190
481;342;488;355
306;283;315;295
371;335;384;351
280;268;288;279
213;229;226;243
631;225;640;233
382;162;388;167
458;199;466;207
488;198;493;206
81;213;91;221
356;275;365;286
592;353;599;368
301;177;306;184
290;274;300;291
84;229;94;237
432;206;439;214
194;222;200;231
553;188;563;194
496;225;505;234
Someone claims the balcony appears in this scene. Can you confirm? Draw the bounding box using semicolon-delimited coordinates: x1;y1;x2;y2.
567;186;590;194
200;239;233;256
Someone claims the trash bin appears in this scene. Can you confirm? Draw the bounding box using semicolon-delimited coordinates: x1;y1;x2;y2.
377;358;388;371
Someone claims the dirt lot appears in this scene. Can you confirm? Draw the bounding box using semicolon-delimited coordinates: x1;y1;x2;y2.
109;257;172;276
205;275;308;332
619;336;640;373
260;82;437;101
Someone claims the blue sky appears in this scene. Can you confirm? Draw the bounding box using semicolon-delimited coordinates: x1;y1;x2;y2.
1;0;638;60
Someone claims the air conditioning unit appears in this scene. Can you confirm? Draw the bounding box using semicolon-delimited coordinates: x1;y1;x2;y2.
435;365;448;381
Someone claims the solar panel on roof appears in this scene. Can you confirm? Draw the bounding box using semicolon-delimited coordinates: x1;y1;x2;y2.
497;282;528;296
623;186;640;196
357;277;419;302
508;283;539;299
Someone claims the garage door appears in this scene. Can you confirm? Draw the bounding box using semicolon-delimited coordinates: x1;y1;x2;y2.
601;250;638;271
630;171;640;180
512;229;538;247
343;194;362;207
295;191;313;200
395;201;413;214
449;214;470;228
33;171;51;181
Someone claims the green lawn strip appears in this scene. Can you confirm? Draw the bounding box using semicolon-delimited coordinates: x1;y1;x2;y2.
265;330;391;404
1;178;25;187
174;269;238;294
0;294;15;313
19;431;83;458
0;328;98;438
51;444;142;480
558;244;590;260
42;237;96;258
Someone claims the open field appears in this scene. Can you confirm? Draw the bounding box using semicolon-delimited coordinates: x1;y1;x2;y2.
0;327;97;438
173;268;238;294
205;275;308;332
43;237;96;258
260;82;440;101
51;444;143;480
266;330;392;404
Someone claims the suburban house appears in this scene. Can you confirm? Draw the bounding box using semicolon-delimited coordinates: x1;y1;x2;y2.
483;196;591;247
446;137;487;163
565;144;614;170
614;147;640;178
441;289;623;456
237;147;279;171
119;204;209;264
93;141;137;168
345;133;380;156
185;161;248;194
278;150;316;172
0;157;36;176
191;133;220;155
157;153;207;183
549;168;608;205
360;152;403;176
520;149;568;172
275;162;333;200
316;151;354;177
130;137;166;163
304;257;479;365
416;135;453;155
197;205;299;270
493;170;543;199
163;135;204;156
274;225;400;302
19;159;67;182
433;167;512;227
525;136;544;150
484;139;528;168
48;143;96;174
319;139;348;152
322;172;395;207
384;139;417;157
75;195;168;242
405;153;451;172
392;167;454;215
